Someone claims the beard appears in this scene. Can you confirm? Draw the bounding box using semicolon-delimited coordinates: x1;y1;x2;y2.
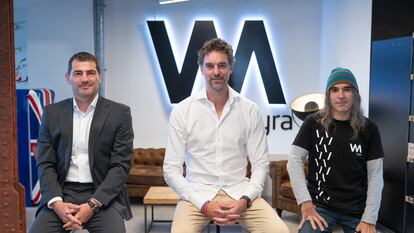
207;76;228;91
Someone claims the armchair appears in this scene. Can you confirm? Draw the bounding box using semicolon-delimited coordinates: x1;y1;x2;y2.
126;148;167;198
269;160;308;216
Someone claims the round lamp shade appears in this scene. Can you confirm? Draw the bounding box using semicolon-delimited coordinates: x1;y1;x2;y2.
291;93;325;121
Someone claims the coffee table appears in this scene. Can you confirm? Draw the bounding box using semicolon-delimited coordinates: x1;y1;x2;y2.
143;186;178;233
143;186;220;233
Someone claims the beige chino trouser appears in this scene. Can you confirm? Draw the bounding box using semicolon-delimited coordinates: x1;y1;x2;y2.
171;190;289;233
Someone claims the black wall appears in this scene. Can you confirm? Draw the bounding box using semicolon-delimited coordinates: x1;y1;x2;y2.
372;0;414;41
370;1;414;232
370;37;412;233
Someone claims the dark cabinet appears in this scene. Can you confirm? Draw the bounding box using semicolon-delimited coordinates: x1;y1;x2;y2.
370;35;414;233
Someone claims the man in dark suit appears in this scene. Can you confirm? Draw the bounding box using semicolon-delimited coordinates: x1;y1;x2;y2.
29;52;134;233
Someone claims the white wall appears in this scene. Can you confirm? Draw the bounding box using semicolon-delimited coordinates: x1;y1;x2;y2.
104;0;323;156
22;0;372;199
23;0;372;154
319;0;372;114
103;0;372;199
26;0;94;102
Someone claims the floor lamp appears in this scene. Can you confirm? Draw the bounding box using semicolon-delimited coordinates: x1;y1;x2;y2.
291;93;325;126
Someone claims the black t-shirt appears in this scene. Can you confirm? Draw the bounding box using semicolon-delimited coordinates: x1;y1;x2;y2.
293;114;384;216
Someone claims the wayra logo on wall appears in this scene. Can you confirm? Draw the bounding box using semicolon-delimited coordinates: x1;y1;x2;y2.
147;20;286;104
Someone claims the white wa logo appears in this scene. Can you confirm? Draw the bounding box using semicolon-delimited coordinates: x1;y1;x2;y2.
349;143;362;155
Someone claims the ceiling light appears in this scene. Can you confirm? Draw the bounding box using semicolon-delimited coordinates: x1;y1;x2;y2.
159;0;190;5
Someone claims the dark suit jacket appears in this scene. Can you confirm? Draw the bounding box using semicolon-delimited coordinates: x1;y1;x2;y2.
36;96;134;220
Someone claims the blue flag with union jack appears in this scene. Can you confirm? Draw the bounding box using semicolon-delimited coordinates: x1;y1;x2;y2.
17;89;54;206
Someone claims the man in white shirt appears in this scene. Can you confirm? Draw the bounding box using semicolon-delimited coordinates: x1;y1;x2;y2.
29;52;134;233
163;38;288;233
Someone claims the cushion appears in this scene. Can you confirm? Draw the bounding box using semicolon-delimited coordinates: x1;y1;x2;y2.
128;164;166;185
280;182;296;199
132;148;165;166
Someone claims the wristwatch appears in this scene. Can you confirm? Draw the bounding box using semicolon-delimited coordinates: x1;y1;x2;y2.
87;200;100;214
240;195;252;208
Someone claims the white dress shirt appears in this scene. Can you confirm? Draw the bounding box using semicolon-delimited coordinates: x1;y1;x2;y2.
65;95;98;183
47;95;98;207
163;87;269;210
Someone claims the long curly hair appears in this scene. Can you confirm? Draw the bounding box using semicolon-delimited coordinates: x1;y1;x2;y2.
315;86;366;139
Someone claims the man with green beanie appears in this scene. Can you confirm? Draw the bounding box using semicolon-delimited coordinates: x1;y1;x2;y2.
287;67;384;233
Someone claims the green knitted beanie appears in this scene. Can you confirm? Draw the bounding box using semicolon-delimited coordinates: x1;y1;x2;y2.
326;67;358;92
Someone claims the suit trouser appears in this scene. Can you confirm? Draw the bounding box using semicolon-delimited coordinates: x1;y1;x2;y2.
171;190;289;233
29;182;126;233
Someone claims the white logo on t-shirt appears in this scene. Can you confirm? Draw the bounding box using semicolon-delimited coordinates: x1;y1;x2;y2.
349;143;362;155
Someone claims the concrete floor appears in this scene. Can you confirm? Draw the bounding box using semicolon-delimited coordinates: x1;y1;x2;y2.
26;201;301;233
25;200;392;233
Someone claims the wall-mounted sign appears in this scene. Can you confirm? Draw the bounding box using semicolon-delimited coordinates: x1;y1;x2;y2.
147;20;286;104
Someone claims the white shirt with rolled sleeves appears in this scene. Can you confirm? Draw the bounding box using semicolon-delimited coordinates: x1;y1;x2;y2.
163;87;269;210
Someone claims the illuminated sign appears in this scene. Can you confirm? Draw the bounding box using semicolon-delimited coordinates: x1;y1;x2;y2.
147;20;286;104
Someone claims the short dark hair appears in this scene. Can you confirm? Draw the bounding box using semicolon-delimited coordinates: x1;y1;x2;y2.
67;52;100;75
197;38;235;66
